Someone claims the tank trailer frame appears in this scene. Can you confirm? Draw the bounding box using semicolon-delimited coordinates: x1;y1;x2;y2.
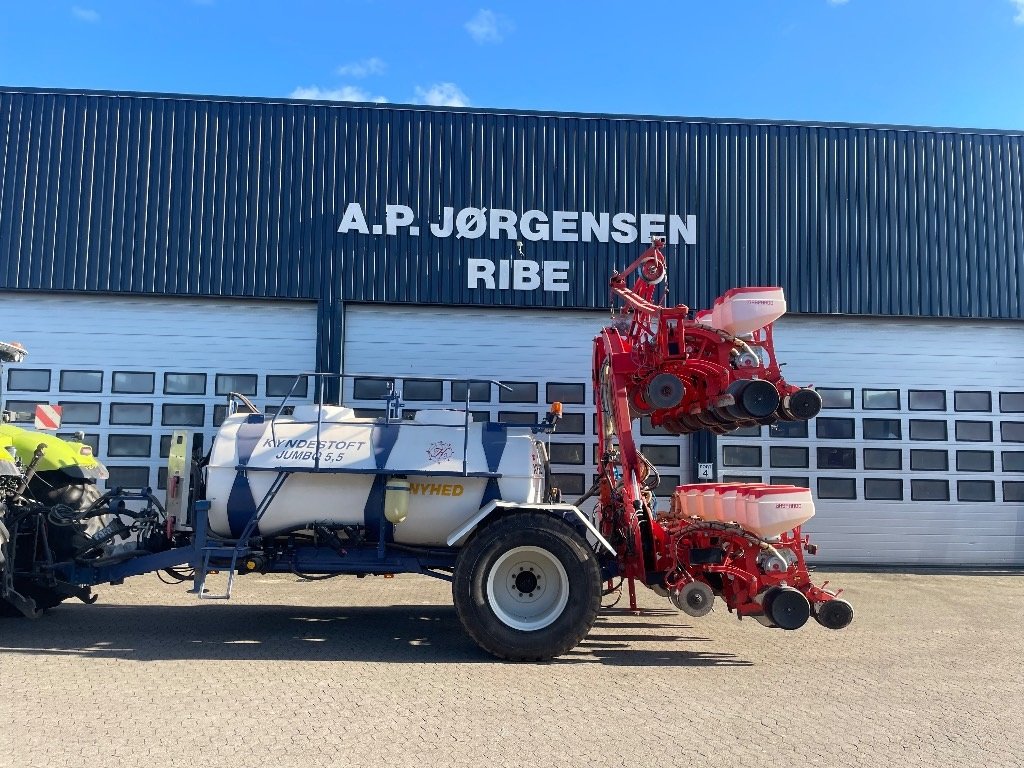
2;242;852;657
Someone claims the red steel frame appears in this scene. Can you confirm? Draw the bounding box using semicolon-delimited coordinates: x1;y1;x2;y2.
592;240;847;622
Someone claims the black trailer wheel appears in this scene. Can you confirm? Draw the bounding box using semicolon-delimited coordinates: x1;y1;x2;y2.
1;482;101;617
453;512;601;661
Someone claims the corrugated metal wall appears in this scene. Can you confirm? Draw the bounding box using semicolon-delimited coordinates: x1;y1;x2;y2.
1;87;1023;320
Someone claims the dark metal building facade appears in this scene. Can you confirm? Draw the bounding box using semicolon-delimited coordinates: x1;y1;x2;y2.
2;86;1023;380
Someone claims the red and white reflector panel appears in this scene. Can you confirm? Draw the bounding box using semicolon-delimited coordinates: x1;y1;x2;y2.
34;404;63;430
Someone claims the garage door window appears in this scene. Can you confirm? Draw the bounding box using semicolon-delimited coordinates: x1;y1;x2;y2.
863;418;901;440
911;479;949;501
655;474;680;497
451;381;490;402
162;404;205;426
639;416;671;436
112;372;155;394
817;477;856;499
7;369;49;391
955;421;992;442
1004;482;1024;502
863;389;900;410
401;379;443;401
266;375;308;398
498;411;536;426
110;403;153;425
864;478;902;500
559;412;585;434
498;381;538;404
954;391;991;412
1000;393;1024;412
164;373;207;395
816;418;854;439
909;390;946;411
3;400;42;422
551;473;585;496
641;444;680;466
546;383;586;404
549;443;586;465
60;370;102;393
106;466;150;489
910;449;948;471
723;445;761;467
1002;452;1024;472
909;420;947;441
59;401;101;425
107;434;153;457
770;421;808;438
770;476;809;488
956;451;993;472
818;388;853;409
958;480;995;502
1001;422;1024;442
817;447;856;469
864;448;902;470
770;446;809;468
216;374;257;397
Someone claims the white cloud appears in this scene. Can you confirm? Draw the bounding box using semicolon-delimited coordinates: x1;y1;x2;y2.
336;57;387;78
414;83;470;108
465;9;512;43
1012;0;1024;24
71;6;100;22
289;85;388;104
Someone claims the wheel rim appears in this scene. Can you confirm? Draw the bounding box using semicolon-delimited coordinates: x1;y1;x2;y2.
485;545;570;631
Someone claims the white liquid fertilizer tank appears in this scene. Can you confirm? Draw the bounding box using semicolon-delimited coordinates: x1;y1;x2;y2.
206;405;545;546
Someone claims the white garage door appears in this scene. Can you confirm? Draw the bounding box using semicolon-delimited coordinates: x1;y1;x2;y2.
718;315;1024;566
343;304;694;504
1;292;317;491
347;305;1024;566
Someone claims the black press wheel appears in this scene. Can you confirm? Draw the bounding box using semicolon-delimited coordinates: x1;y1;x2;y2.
453;512;601;661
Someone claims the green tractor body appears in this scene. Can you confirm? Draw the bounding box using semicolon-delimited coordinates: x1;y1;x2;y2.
0;435;18;477
0;424;108;482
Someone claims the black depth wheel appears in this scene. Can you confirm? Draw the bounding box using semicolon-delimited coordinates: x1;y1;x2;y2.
814;598;854;630
453;512;601;661
764;586;811;630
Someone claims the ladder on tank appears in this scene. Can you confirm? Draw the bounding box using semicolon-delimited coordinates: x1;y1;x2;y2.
189;471;292;600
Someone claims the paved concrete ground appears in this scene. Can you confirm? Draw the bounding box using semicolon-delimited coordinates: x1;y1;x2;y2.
1;569;1022;768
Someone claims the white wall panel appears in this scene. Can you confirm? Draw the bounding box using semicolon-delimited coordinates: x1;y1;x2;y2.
722;315;1024;566
344;304;692;504
0;292;317;490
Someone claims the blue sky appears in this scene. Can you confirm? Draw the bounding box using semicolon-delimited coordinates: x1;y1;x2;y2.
2;1;1024;129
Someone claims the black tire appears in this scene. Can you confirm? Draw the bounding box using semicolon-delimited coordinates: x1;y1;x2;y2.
1;482;101;617
453;512;601;661
763;586;811;630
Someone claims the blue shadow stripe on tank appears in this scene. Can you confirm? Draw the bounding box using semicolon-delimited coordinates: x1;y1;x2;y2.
481;477;502;507
372;423;401;469
227;417;269;537
481;423;508;472
362;474;393;543
227;473;258;538
363;424;401;542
